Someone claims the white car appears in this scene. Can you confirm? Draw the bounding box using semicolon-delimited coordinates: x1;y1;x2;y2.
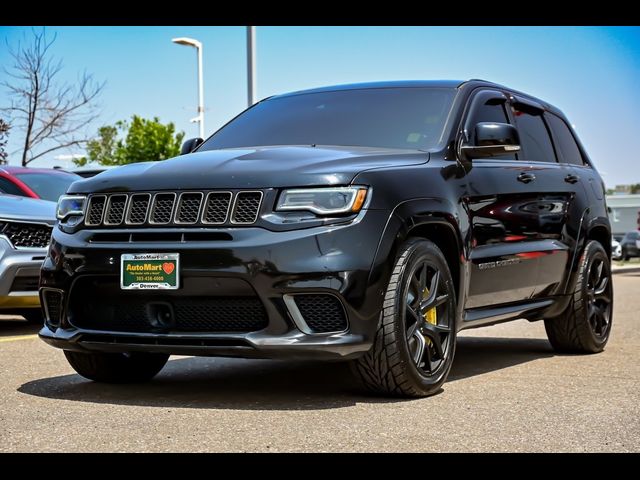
612;237;622;261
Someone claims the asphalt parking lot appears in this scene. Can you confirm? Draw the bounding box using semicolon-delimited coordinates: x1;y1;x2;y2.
1;272;638;453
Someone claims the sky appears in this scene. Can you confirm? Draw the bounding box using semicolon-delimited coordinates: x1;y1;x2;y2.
1;26;640;187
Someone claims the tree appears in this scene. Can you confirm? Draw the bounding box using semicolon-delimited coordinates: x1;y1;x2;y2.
630;184;640;195
75;115;185;166
1;28;104;166
0;118;9;165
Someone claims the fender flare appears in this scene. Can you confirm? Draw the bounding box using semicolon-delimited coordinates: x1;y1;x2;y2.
366;198;467;308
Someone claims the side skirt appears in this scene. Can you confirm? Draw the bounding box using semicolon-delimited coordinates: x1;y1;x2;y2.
460;298;557;331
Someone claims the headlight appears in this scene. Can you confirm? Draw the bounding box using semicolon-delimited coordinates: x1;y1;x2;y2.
276;186;368;215
56;195;87;220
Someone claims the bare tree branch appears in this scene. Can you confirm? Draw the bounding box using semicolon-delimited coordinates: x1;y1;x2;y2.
27;139;87;162
0;118;10;165
1;27;104;166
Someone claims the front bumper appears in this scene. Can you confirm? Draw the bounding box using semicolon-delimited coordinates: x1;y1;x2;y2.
0;237;46;311
39;209;393;360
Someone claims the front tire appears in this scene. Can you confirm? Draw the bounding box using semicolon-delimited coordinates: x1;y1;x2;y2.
352;238;457;397
544;240;613;353
64;350;169;383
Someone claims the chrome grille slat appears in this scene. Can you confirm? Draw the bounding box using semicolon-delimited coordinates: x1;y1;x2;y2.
202;192;232;224
175;192;204;224
104;194;128;225
84;190;263;227
231;191;263;224
86;195;106;226
150;193;176;225
125;193;151;225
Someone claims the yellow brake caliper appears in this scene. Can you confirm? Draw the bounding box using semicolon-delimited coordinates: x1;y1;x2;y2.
422;287;437;346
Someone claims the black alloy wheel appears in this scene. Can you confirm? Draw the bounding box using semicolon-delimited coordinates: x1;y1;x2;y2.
352;239;457;397
545;240;613;353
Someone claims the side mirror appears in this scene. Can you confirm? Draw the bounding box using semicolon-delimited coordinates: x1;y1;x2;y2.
460;122;520;159
180;137;204;155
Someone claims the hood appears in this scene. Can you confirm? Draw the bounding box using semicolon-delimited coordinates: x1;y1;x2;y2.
67;145;428;193
0;194;57;225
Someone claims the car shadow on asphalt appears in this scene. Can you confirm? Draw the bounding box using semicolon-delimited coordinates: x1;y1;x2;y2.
18;335;556;410
447;336;553;382
0;317;40;337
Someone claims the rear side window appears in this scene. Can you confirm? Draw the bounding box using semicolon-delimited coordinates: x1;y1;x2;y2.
512;108;557;163
0;177;25;196
546;114;585;166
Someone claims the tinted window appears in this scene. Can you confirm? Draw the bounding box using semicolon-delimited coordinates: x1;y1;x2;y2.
14;172;81;202
200;88;457;152
467;99;515;160
512;108;557;163
0;177;26;196
546;114;584;165
469;102;510;127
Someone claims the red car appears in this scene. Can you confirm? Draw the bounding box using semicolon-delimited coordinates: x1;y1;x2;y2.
0;166;82;202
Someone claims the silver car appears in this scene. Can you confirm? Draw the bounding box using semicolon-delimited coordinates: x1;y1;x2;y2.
0;195;56;323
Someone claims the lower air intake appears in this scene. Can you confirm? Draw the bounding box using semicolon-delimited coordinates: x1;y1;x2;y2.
42;289;64;327
293;294;348;333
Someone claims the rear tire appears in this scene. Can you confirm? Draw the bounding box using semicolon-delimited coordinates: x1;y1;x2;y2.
544;240;613;353
351;238;457;397
64;350;169;383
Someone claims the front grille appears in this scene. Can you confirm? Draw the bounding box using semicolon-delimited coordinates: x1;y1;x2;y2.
86;195;106;226
10;276;39;292
231;191;262;224
295;294;348;333
105;194;127;225
202;192;231;224
70;296;267;333
83;190;263;228
42;289;64;327
2;222;52;248
88;231;232;243
174;298;266;332
150;193;176;224
175;192;203;224
126;194;150;224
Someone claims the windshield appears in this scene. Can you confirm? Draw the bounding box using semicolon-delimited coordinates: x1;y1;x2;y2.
200;87;457;152
15;172;81;202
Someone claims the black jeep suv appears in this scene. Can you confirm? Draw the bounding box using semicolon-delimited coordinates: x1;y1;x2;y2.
40;80;613;397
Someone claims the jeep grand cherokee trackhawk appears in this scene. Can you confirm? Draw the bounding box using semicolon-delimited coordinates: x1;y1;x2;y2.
39;80;613;397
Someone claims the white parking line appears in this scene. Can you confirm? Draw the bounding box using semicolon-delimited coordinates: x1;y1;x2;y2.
0;334;38;343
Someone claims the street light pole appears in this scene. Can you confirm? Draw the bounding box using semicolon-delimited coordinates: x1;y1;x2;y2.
196;42;204;138
247;26;256;107
172;37;205;138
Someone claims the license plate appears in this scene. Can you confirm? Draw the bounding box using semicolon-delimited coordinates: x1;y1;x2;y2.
121;253;179;290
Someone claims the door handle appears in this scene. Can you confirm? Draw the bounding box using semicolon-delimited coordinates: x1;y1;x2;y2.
517;172;536;184
564;174;580;184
